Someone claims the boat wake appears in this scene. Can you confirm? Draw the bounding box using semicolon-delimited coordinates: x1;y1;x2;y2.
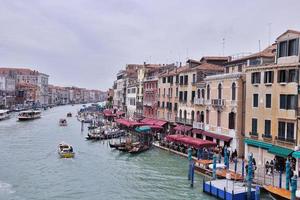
0;180;15;194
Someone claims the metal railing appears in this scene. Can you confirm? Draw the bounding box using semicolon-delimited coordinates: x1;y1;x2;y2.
211;99;226;107
175;117;193;125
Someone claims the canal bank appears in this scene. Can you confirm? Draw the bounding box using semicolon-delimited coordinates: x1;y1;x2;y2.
0;104;270;200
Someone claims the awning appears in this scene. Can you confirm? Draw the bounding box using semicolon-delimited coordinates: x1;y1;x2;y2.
192;129;232;142
116;111;125;116
146;125;163;130
116;118;142;127
166;134;217;149
103;109;116;117
292;151;300;159
244;138;272;149
268;145;293;158
135;126;151;133
141;118;167;126
174;125;192;132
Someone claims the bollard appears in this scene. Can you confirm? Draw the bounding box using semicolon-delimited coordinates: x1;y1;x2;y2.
81;120;84;132
190;162;195;187
247;153;253;200
286;159;290;190
213;154;217;180
255;186;260;200
291;175;297;200
234;158;237;173
188;162;191;180
242;159;245;178
279;171;282;188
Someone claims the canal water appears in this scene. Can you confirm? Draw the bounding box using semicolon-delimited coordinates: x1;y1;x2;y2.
0;105;269;200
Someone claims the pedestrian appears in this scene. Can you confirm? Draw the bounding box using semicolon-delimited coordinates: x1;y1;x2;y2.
270;159;274;174
265;161;269;175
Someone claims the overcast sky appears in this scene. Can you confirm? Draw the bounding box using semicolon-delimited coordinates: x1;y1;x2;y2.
0;0;300;90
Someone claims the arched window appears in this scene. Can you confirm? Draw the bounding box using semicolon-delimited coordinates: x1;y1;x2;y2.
179;109;182;119
184;110;187;121
191;110;195;123
207;85;210;100
232;82;236;100
201;89;205;99
228;112;235;129
218;83;222;99
200;111;204;122
197;89;201;98
196;111;200;122
206;110;209;124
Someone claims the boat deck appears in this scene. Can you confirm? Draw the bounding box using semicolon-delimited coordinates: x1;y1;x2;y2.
217;169;244;181
263;185;291;200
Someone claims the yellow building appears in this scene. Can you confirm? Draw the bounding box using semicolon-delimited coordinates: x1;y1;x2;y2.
244;30;300;174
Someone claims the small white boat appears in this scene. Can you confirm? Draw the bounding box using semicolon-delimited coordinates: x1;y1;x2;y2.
18;110;41;121
59;119;67;126
58;143;75;158
0;110;10;120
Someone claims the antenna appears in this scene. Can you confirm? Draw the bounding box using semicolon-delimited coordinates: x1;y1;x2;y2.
222;38;225;56
258;40;261;52
268;22;272;46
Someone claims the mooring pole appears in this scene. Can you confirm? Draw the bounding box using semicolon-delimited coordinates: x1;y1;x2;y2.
234;158;237;173
255;185;260;200
286;159;290;190
242;159;245;178
188;147;192;180
279;170;282;188
81;120;84;132
190;161;195;187
213;154;217;180
247;153;253;200
291;175;297;200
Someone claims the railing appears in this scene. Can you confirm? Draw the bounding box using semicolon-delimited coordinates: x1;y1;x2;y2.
205;99;211;105
211;99;226;107
175;117;193;125
275;136;296;144
143;101;154;106
249;132;259;138
194;98;205;105
193;121;204;129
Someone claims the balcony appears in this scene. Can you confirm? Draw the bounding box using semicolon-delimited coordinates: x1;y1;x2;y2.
193;121;204;129
249;131;258;139
262;134;272;142
175;117;193;125
143;101;154;106
211;99;225;107
275;136;296;146
194;98;205;105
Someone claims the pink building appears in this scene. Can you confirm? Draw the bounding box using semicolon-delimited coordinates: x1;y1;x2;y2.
143;77;158;118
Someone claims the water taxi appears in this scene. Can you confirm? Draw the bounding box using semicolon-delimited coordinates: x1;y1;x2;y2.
58;143;75;158
59;119;67;126
0;110;10;120
18;110;41;121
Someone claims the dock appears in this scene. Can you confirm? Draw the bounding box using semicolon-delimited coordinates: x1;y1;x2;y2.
203;179;255;200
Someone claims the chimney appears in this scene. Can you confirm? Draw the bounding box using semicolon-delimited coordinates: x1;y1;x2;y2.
144;61;146;65
179;62;182;67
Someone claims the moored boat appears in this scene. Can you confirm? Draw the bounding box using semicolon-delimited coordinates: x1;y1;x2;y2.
58;143;75;158
59;119;67;126
67;112;72;117
0;110;10;120
128;144;150;154
18;110;41;121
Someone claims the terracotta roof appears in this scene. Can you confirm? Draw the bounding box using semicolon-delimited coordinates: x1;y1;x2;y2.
200;56;230;62
276;29;300;40
196;63;224;71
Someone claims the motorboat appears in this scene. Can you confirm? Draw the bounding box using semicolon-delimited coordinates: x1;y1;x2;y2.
58;143;75;158
0;110;10;120
128;144;150;154
59;119;67;126
18;110;41;121
67;112;72;117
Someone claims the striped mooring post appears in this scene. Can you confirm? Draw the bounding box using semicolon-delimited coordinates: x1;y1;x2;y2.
255;185;260;200
286;159;290;190
247;153;253;200
224;147;229;170
212;154;217;180
279;170;282;188
291;175;297;200
242;159;245;178
234;158;238;173
190;161;195;187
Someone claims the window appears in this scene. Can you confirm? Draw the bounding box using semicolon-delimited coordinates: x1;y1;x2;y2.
288;39;299;56
280;94;297;110
266;94;271;108
157;101;160;107
169;103;172;110
207;85;210;100
231;82;236;100
225;67;229;73
184;75;188;85
264;71;273;84
180;76;184;85
218;83;222;99
162;102;165;108
176;87;178;97
252;118;257;134
238;65;242;72
206;110;209;124
287;123;294;140
197;89;201;98
251;72;261;84
176;75;179;83
278;70;287;83
228;112;235;129
264;120;271;136
201;89;205;99
288;69;297;82
162;77;166;83
278;121;286;139
253;94;258;107
191;91;195;102
217;111;221;127
163;88;165;96
179;91;183;101
174;103;178;111
278;41;288;57
184;91;188;102
192;74;196;83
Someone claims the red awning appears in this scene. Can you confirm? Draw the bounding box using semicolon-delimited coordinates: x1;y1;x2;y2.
116;111;125;116
103;109;116;117
140;118;167;127
174;125;192;132
116;118;142;127
166;134;216;148
147;125;163;130
192;129;232;142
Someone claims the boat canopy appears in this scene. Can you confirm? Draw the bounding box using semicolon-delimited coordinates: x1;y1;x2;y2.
166;134;217;149
192;129;232;142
